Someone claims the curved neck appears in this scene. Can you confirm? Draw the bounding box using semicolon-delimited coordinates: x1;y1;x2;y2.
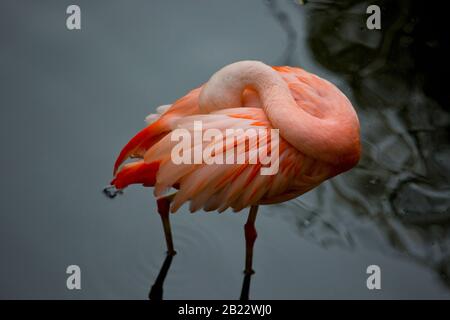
198;61;360;169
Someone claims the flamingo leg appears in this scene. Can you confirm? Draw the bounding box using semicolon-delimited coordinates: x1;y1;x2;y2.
244;205;258;274
156;194;177;256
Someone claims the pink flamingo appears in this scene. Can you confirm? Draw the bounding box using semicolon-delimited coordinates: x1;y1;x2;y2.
108;61;360;274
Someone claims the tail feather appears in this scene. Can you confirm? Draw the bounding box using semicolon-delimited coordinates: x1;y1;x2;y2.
111;160;160;190
113;121;166;175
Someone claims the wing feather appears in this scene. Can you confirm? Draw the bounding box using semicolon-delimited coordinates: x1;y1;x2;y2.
113;67;336;213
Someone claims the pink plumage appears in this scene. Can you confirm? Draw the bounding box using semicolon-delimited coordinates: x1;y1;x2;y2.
109;61;361;272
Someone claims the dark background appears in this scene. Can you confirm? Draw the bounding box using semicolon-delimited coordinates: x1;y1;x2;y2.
1;0;449;299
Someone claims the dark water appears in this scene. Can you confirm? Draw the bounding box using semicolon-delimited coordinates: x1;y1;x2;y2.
1;0;449;299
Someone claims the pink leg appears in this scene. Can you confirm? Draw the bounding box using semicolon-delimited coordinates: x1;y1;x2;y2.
244;205;258;274
157;195;176;256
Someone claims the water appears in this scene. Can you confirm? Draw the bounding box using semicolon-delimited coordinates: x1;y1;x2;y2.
1;0;449;299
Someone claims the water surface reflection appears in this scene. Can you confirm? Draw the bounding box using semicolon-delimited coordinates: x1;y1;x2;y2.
273;0;450;289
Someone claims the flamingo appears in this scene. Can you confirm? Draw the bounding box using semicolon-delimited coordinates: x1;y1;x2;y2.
107;61;361;276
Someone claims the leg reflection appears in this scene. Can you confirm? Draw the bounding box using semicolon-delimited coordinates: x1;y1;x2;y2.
240;205;259;300
239;273;253;300
148;254;174;300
